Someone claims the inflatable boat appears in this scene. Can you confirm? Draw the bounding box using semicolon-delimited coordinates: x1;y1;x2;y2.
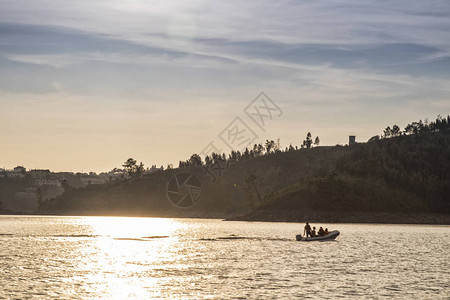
296;230;340;241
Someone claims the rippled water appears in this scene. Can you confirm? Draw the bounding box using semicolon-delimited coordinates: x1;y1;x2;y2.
0;216;449;299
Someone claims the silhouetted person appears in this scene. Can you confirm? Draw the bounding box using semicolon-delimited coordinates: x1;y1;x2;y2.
318;227;325;237
324;228;329;235
304;222;312;237
311;227;317;237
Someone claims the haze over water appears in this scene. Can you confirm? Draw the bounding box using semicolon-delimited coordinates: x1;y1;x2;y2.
1;216;449;299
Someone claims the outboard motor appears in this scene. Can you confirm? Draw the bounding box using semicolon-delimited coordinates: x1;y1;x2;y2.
295;235;302;241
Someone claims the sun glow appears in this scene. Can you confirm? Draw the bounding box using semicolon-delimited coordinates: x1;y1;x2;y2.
73;217;185;298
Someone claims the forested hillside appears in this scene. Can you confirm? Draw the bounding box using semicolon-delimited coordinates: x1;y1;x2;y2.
37;116;450;222
262;130;450;214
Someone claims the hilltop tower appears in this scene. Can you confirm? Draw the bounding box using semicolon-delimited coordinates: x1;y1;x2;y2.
349;135;356;145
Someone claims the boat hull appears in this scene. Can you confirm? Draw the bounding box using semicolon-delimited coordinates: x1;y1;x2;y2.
296;230;340;241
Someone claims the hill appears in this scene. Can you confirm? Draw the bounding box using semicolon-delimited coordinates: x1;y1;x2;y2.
36;116;450;223
264;131;450;212
38;145;348;217
231;130;450;224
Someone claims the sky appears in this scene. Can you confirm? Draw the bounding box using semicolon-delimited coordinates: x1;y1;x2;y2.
1;0;449;172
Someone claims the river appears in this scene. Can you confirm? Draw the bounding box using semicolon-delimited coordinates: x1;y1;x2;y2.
0;216;449;299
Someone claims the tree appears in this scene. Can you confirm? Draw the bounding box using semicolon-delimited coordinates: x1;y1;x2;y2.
252;144;259;157
314;136;320;147
189;154;203;167
274;138;281;152
122;158;144;178
302;132;313;149
135;162;145;177
123;158;137;177
383;126;392;138
243;148;250;158
411;122;421;134
265;140;275;153
392;125;401;137
211;152;220;163
404;124;414;135
433;114;450;132
257;144;264;156
417;120;424;133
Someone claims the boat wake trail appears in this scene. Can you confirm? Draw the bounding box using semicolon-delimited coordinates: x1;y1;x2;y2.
52;234;100;238
199;236;291;242
114;236;169;241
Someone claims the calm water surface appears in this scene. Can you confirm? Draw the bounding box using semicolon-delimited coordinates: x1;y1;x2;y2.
0;216;449;299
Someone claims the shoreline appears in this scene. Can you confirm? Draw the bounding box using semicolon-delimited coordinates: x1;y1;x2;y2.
1;209;450;225
224;210;450;225
0;209;230;220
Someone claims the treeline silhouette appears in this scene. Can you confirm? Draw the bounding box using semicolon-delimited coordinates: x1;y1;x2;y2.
178;134;318;168
178;115;450;173
369;114;450;140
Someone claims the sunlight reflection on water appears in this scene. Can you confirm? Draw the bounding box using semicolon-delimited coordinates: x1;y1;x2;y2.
0;216;449;299
68;217;183;298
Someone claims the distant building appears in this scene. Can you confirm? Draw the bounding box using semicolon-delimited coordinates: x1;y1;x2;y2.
349;135;356;145
34;179;62;187
14;166;26;174
80;177;107;185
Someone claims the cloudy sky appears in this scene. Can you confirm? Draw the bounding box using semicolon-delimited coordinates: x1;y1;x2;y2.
1;0;449;172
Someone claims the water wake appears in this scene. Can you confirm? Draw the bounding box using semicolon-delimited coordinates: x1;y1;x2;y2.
199;236;291;242
114;236;169;241
52;234;99;238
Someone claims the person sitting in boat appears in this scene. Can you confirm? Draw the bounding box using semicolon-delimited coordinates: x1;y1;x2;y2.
318;227;325;237
304;222;312;237
324;228;329;235
310;227;317;237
